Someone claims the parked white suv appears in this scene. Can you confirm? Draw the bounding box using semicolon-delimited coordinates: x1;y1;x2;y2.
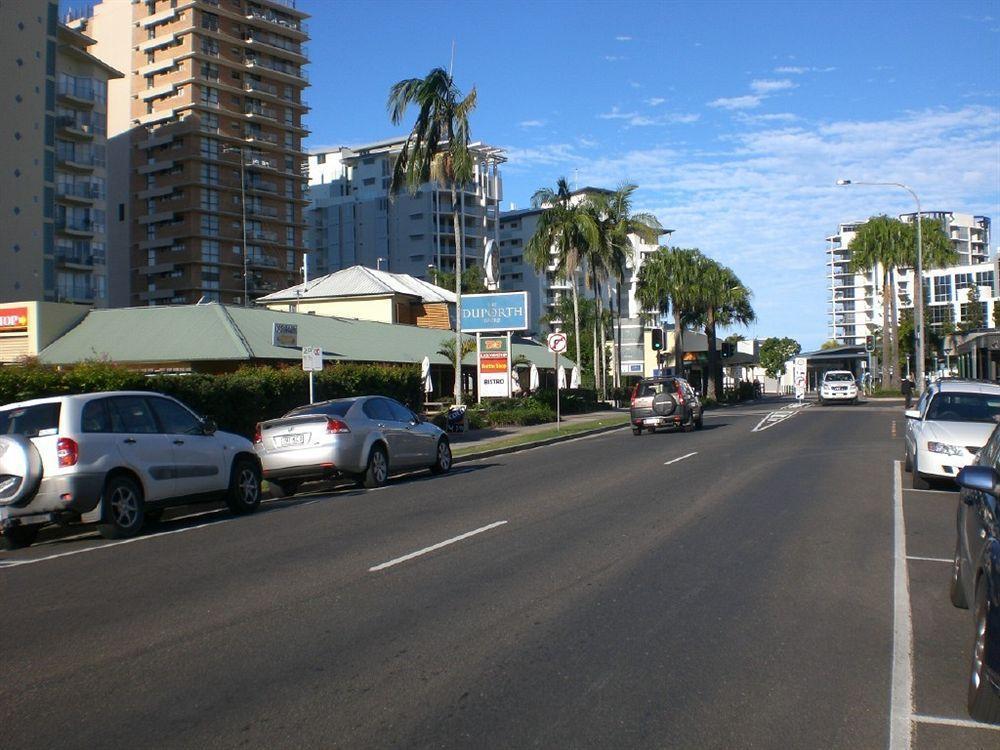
818;370;859;405
0;391;262;549
904;379;1000;489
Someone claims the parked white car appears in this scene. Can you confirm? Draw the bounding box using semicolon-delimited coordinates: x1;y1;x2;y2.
904;379;1000;489
0;391;262;549
818;370;858;405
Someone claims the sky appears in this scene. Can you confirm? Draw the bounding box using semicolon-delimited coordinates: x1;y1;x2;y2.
297;0;999;349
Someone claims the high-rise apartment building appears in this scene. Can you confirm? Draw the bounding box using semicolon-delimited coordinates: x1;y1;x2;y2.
2;2;122;306
77;0;310;306
827;211;994;345
307;138;505;280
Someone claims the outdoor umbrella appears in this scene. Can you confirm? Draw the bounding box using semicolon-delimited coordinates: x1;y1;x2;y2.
557;366;566;390
529;363;539;392
570;366;580;389
511;369;522;394
421;356;432;396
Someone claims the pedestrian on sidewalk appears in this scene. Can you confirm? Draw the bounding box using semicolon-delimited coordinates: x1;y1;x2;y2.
901;375;914;409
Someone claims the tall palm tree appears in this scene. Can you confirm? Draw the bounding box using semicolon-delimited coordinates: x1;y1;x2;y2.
388;67;477;405
689;257;755;400
525;178;599;373
590;184;663;393
437;336;477;398
635;247;703;375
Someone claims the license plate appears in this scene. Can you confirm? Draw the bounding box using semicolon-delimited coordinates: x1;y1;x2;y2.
645;418;665;425
277;433;306;447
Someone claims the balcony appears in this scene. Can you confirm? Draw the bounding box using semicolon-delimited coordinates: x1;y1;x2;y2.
245;79;278;97
244;131;278;145
248;255;280;269
56;283;98;302
55;218;95;236
57;152;101;172
56;182;101;203
56;115;98;140
56;247;105;268
245;104;279;121
244;56;307;82
247;180;277;194
247;204;279;218
248;229;278;242
57;81;97;106
246;7;308;37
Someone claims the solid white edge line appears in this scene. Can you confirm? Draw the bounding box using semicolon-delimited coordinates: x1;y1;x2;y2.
664;452;698;465
890;459;914;750
912;714;1000;731
905;556;951;563
369;521;508;572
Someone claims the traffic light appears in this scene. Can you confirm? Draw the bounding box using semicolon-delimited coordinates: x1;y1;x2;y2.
650;328;664;351
721;341;734;358
865;335;874;352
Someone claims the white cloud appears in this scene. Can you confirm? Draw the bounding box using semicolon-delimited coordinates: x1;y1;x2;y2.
629;81;642;89
604;55;624;62
615;35;632;41
519;119;546;128
599;106;700;127
737;112;800;124
646;97;666;107
774;65;836;74
708;95;763;110
750;78;796;94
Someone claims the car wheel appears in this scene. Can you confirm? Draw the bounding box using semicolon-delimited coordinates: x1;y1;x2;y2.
904;448;912;473
0;524;40;550
911;455;930;490
226;458;262;515
267;479;300;499
632;426;642;436
695;413;703;430
967;578;1000;723
430;438;452;475
360;445;388;489
97;475;145;540
950;538;969;609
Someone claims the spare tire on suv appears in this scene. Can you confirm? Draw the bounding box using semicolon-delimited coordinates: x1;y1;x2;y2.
651;392;677;416
0;434;44;508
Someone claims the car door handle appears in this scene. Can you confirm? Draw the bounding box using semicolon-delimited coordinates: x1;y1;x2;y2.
173;439;184;445
123;438;136;444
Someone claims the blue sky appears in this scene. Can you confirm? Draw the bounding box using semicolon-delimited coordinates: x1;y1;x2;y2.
300;0;999;349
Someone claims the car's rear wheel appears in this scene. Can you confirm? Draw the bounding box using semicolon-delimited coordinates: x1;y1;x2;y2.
360;445;388;489
97;475;145;540
695;413;704;430
226;458;262;515
632;426;642;436
950;538;969;609
430;438;452;475
911;455;930;490
967;578;1000;723
0;524;40;550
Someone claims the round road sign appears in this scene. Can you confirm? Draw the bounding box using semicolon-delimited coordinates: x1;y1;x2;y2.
547;332;568;354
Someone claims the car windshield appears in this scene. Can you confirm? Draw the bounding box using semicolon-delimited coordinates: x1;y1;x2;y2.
824;373;854;382
637;381;675;397
0;403;61;437
284;401;352;418
925;393;1000;423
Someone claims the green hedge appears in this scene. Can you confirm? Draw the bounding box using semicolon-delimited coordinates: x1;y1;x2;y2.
0;361;421;439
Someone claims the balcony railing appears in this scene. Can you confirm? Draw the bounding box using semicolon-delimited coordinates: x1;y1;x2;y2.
55;247;105;266
56;182;103;200
245;104;278;120
248;229;278;242
246;7;308;35
245;79;278;96
245;56;307;81
56;218;95;233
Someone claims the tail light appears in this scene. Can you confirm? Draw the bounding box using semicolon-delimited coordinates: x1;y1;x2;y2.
253;423;262;444
326;418;351;434
675;381;685;401
57;437;78;467
630;383;639;407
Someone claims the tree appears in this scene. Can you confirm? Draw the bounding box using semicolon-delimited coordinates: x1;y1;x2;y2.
959;284;984;332
820;339;842;350
540;295;599;388
635;247;703;375
429;267;486;295
388;67;477;405
525;178;599;373
436;336;477;398
759;337;800;379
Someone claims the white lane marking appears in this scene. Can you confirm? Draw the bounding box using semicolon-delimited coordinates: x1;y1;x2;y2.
751;402;811;433
906;556;951;563
369;521;508;572
664;452;698;465
912;714;1000;731
902;488;957;495
890;459;914;750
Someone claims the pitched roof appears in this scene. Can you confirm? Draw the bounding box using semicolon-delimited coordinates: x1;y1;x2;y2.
38;303;574;369
256;265;456;304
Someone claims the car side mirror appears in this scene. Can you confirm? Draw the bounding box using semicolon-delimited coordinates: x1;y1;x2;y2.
956;465;999;495
201;418;217;435
904;409;920;420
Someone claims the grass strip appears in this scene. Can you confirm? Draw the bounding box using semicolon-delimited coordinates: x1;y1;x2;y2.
452;413;630;457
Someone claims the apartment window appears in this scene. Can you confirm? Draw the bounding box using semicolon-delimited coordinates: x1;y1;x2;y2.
201;39;219;56
200;86;219;107
201;189;219;210
316;153;325;165
200;137;219;159
960;302;989;326
202;240;220;263
286;250;295;270
977;271;995;292
363;178;375;186
933;276;952;303
201;111;219;131
148;250;157;266
955;273;973;290
285;227;295;246
362;157;375;166
929;306;952;326
201;214;219;234
201;11;219;31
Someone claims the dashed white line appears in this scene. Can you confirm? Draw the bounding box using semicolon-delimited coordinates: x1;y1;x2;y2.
369;521;508;572
912;714;1000;731
664;452;698;465
890;459;914;750
906;556;951;564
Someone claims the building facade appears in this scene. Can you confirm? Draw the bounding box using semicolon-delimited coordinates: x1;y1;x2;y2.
77;0;310;307
827;212;994;345
2;2;121;307
307;138;505;280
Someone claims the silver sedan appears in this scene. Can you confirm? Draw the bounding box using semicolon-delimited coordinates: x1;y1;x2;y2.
254;396;452;496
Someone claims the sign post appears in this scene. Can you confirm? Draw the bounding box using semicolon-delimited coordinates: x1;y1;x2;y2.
478;335;510;399
793;356;807;402
302;346;323;404
547;332;568;430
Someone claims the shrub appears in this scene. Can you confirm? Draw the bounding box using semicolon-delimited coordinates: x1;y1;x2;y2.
483;404;555;426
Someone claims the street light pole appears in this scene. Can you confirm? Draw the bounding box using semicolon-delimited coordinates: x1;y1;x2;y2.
224;146;248;306
836;179;925;393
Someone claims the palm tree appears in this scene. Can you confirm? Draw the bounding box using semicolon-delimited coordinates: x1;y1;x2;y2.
635;247;703;375
589;184;663;395
689;257;755;400
388;67;477;405
437;336;477;400
525;178;599;373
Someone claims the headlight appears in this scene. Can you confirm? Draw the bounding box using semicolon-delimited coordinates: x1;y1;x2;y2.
927;441;964;456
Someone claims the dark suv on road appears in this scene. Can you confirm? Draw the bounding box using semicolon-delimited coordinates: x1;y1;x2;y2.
629;376;703;435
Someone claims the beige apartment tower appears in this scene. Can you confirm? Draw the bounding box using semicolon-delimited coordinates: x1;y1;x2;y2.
76;0;310;306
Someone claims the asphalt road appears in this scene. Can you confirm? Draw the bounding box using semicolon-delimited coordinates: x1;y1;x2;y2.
1;399;997;748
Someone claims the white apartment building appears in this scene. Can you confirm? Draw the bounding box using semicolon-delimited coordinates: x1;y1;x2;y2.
827;211;994;345
306;138;505;281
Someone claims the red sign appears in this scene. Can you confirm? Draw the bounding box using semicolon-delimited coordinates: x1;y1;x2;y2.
0;307;28;332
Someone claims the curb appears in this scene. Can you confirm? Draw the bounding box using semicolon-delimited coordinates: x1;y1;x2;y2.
453;421;630;463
